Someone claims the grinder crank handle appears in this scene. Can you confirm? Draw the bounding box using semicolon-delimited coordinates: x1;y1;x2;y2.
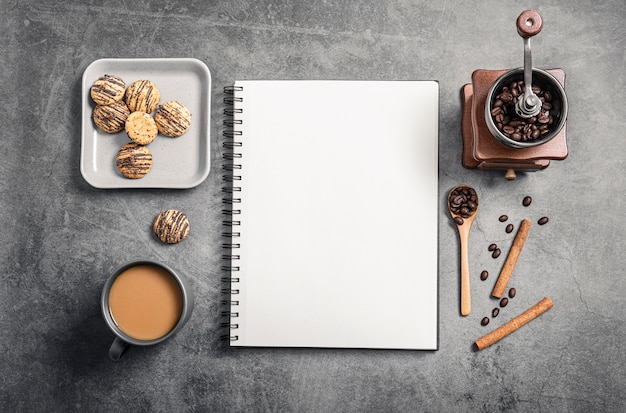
515;9;544;119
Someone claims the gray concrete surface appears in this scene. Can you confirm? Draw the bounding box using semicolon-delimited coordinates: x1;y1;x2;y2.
1;1;625;411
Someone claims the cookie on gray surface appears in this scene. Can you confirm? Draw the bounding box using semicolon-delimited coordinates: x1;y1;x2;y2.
154;100;192;137
90;74;126;106
92;100;130;134
115;142;152;179
125;79;160;113
153;209;190;244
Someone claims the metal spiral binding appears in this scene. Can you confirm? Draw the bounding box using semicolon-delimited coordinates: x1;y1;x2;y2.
221;85;243;342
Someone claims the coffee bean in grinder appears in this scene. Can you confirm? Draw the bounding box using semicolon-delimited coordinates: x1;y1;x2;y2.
461;9;569;180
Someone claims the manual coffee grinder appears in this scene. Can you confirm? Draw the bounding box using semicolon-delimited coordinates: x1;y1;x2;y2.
461;9;569;180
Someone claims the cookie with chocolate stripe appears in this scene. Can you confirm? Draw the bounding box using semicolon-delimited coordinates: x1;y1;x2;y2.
92;100;130;134
115;142;152;179
90;74;126;106
154;100;192;137
125;80;160;113
153;209;190;244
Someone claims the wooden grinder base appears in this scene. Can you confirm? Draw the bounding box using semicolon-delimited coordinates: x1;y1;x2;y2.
461;68;568;180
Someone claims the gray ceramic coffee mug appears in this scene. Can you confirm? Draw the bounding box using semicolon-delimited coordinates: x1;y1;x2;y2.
101;260;194;361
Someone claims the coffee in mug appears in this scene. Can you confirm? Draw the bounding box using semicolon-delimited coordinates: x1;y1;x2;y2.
101;260;194;360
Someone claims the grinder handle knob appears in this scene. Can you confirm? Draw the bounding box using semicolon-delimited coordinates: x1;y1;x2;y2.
517;9;543;38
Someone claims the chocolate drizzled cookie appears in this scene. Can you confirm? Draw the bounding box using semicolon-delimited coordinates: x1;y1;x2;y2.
154;100;192;137
90;74;126;105
153;210;190;244
125;80;160;113
115;143;152;179
92;100;130;133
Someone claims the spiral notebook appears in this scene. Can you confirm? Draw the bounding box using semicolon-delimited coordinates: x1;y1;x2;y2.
223;80;439;350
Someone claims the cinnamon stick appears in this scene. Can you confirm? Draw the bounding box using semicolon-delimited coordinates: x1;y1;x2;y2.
475;297;553;350
492;219;531;298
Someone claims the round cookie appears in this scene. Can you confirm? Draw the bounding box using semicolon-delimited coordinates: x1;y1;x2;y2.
125;111;158;145
125;80;160;113
153;210;190;244
90;74;126;106
92;100;130;134
154;100;192;137
115;143;153;179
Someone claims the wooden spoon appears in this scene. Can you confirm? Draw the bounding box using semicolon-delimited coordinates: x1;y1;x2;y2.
448;185;479;316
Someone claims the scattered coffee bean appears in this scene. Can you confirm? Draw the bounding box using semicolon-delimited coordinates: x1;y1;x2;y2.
480;270;489;281
538;216;549;225
490;80;557;142
449;186;479;219
481;317;490;326
492;248;501;259
508;288;516;298
500;297;509;307
505;223;514;233
499;215;508;222
454;217;464;226
523;196;532;206
492;308;500;318
488;243;497;252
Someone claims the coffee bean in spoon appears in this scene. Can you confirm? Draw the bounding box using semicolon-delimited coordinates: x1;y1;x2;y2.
448;185;479;219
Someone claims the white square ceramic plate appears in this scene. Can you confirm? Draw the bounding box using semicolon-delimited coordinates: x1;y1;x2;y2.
81;58;211;188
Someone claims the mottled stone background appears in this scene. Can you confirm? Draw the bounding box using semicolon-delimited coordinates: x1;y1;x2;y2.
1;0;624;411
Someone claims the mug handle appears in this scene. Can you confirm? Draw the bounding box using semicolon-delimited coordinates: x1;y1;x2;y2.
108;337;130;361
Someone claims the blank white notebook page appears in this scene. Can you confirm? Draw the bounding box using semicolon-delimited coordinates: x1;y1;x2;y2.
231;80;438;349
